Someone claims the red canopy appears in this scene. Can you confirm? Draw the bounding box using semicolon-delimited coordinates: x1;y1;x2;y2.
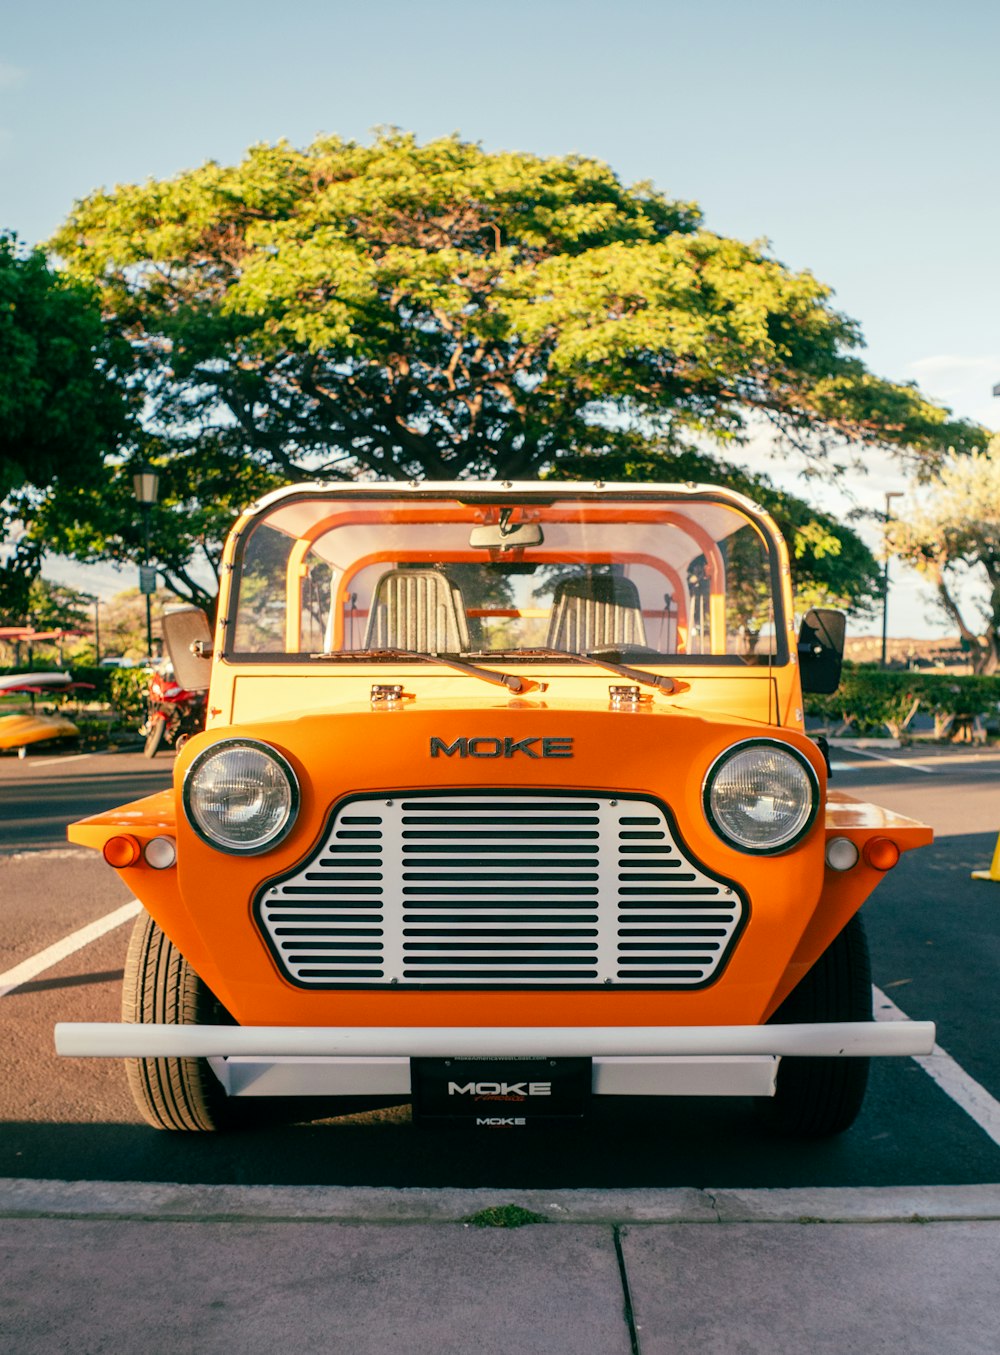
0;627;86;641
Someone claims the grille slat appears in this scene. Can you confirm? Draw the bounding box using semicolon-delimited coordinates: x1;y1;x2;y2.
256;792;745;988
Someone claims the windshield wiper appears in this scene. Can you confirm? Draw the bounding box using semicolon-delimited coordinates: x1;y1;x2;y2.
463;648;679;695
310;649;545;695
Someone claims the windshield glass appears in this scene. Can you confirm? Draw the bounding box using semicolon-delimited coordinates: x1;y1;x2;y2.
227;493;784;665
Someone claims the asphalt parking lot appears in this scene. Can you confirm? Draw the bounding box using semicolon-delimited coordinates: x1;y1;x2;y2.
1;744;998;1189
2;744;999;1353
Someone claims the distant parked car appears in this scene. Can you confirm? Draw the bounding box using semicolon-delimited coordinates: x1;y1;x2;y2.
99;656;135;668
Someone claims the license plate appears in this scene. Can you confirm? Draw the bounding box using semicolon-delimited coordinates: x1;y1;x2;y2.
411;1056;591;1127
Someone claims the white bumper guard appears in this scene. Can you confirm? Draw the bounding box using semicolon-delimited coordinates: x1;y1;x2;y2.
54;1020;935;1100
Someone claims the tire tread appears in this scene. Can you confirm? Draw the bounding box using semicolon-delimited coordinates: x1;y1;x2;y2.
761;913;872;1137
122;912;229;1131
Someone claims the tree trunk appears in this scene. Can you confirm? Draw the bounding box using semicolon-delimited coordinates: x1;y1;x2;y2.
935;579;996;675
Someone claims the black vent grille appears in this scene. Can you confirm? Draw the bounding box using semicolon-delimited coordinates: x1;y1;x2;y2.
256;792;745;988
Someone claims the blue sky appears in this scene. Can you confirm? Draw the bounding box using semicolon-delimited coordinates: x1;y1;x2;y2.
2;0;998;631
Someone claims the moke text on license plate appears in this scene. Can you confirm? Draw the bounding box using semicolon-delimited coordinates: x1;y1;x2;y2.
411;1056;591;1126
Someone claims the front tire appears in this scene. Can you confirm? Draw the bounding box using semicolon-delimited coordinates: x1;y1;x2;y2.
122;912;233;1131
760;913;872;1137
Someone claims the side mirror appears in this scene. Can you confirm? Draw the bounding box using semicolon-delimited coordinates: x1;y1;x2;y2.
798;607;846;694
162;606;214;693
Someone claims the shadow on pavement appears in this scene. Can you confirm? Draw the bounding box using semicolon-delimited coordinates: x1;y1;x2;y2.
4;1055;999;1191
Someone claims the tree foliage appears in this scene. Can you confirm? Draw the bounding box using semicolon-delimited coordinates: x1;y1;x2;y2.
35;132;983;612
22;577;92;632
52;132;982;482
29;437;284;613
0;234;130;616
888;437;1000;673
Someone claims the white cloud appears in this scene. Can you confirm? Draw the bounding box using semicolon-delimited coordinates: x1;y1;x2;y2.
909;354;1000;378
906;354;1000;428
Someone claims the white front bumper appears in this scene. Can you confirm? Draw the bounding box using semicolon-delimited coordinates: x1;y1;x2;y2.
55;1021;934;1099
54;1020;934;1059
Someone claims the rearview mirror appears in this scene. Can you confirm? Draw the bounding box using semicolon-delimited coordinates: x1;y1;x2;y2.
798;608;846;694
162;606;214;693
469;521;544;550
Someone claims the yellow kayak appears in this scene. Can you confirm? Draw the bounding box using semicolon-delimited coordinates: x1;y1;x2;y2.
0;713;79;751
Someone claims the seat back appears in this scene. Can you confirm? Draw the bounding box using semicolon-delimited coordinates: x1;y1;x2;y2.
365;569;470;652
546;574;647;652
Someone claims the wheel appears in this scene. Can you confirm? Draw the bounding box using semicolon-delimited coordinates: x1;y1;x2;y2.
122;912;234;1131
143;717;166;758
759;913;872;1137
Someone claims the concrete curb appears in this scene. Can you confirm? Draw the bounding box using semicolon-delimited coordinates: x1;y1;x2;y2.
2;1178;999;1225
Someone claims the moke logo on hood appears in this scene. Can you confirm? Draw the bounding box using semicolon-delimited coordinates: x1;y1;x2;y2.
430;736;573;759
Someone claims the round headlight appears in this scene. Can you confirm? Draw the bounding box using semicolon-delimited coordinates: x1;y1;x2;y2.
704;740;818;854
183;739;299;854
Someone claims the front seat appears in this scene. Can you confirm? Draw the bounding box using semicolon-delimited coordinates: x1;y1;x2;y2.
546;574;647;652
365;569;470;653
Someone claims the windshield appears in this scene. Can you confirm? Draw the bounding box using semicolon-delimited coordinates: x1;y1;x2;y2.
226;493;784;666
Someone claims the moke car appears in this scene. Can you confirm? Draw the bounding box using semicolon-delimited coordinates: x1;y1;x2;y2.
56;481;935;1135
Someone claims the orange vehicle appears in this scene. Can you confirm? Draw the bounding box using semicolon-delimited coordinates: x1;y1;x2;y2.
56;481;934;1135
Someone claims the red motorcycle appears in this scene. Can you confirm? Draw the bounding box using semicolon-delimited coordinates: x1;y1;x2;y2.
141;667;206;758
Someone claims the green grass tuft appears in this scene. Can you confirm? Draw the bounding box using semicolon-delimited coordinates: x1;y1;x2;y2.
465;1204;548;1228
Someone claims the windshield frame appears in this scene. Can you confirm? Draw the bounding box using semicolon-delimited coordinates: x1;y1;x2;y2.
221;483;791;668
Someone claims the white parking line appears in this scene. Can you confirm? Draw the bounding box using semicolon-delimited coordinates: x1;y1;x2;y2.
0;900;141;999
843;749;935;773
28;753;93;769
874;986;1000;1148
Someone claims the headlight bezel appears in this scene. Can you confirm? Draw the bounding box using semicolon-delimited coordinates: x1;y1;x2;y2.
182;737;300;855
702;737;820;856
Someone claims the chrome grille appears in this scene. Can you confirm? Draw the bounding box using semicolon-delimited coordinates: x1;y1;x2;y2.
256;792;745;988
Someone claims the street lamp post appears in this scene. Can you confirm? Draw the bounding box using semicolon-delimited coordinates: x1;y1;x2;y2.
881;490;904;669
133;465;160;660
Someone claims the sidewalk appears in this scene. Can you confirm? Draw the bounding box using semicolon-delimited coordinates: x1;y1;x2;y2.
3;1181;998;1354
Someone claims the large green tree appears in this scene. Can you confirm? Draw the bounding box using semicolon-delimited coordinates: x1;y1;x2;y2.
51;132;982;480
33;132;983;612
0;234;130;619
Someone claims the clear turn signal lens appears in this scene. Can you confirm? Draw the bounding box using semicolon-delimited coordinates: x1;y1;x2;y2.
143;836;177;870
825;836;860;871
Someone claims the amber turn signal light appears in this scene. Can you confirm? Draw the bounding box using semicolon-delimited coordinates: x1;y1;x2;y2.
863;837;901;871
103;834;141;868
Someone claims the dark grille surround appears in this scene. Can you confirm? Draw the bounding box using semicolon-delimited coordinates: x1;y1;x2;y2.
255;790;747;989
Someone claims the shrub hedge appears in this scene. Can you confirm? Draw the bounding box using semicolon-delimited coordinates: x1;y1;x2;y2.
805;664;1000;737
